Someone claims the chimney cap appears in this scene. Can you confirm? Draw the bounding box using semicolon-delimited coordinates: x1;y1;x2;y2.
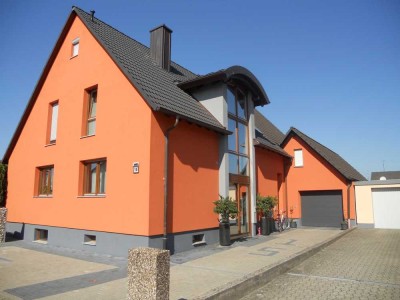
150;24;173;33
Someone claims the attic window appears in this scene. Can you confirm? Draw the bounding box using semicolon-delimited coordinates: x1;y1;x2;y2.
72;38;80;57
294;149;303;167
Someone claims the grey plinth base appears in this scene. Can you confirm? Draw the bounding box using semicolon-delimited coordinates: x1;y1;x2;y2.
0;208;7;243
127;247;170;300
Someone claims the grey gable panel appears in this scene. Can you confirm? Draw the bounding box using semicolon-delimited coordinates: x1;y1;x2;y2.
73;7;227;134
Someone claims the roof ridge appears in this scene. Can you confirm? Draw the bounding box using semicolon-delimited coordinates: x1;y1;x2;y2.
72;6;197;78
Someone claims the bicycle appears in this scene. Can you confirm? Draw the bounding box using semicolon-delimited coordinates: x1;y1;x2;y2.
275;211;290;232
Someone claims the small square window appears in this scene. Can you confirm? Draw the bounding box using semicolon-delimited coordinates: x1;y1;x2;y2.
84;234;96;246
72;38;80;57
192;234;205;246
34;229;48;243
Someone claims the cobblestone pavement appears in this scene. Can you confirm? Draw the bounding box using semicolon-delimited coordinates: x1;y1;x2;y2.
241;229;400;300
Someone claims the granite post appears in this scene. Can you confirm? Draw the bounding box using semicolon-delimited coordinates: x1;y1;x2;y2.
0;208;7;244
127;247;170;300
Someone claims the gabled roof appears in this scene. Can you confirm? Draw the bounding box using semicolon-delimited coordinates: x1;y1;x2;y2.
371;171;400;180
72;7;228;134
3;7;233;163
281;127;366;181
253;110;290;158
254;110;285;145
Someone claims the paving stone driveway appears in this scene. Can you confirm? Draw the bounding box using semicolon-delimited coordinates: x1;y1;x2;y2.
241;229;400;300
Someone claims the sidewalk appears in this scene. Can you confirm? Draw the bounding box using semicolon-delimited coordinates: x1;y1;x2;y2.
0;227;351;300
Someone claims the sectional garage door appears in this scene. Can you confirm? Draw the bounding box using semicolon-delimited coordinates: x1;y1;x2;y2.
372;188;400;229
301;190;343;228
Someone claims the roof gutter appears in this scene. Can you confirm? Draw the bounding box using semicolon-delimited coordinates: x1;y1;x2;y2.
163;116;179;250
347;182;351;228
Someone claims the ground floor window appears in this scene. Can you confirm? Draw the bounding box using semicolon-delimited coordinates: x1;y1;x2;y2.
83;159;106;195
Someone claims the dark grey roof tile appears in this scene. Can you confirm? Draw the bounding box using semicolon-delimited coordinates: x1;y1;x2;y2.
283;127;366;181
73;7;226;133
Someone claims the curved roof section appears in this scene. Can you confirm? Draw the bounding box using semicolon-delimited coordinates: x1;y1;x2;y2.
178;66;270;106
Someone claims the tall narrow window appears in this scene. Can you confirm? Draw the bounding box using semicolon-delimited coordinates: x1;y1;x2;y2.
72;38;80;57
83;159;106;195
294;149;303;167
38;166;54;196
47;102;58;144
87;89;97;136
227;87;248;175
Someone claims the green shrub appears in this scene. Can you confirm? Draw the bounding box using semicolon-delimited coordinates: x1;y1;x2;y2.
213;195;238;223
256;194;277;217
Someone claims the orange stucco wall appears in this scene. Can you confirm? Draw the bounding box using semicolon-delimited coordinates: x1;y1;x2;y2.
149;114;220;235
7;16;155;235
255;148;287;215
283;136;356;219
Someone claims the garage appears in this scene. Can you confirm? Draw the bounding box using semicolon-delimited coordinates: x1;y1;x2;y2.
300;190;343;228
372;188;400;229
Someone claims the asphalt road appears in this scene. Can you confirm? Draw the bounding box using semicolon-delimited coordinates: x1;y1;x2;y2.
241;229;400;300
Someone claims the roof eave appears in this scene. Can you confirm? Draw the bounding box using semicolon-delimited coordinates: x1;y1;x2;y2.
158;107;231;135
254;138;292;159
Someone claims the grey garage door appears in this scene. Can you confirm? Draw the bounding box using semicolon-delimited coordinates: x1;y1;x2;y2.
301;190;343;228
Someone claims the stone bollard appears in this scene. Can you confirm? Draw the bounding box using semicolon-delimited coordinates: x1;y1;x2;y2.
0;208;7;244
127;247;170;300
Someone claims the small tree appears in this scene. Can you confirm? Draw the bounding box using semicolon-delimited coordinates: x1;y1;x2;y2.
0;163;7;207
256;194;277;217
213;195;238;223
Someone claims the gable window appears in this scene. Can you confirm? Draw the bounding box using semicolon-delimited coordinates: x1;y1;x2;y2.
294;149;303;167
83;159;106;195
82;88;98;136
227;87;249;175
72;38;80;57
47;101;59;144
38;166;54;196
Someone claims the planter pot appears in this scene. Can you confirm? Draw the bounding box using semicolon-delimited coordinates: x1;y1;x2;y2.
261;217;270;235
219;222;231;246
290;221;297;228
341;222;348;230
268;218;275;234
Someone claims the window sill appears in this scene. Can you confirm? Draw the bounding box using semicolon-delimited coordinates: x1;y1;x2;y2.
33;240;48;244
77;195;106;198
83;241;96;246
70;55;78;60
44;143;56;147
34;195;53;198
80;134;95;139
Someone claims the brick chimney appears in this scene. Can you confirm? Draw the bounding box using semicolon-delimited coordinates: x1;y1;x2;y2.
150;24;172;71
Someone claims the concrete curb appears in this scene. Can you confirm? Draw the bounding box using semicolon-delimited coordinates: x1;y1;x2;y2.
196;227;356;300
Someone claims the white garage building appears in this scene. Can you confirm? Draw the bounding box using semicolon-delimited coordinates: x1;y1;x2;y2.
355;179;400;229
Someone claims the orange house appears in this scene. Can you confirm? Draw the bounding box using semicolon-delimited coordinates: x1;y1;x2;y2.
3;7;276;255
3;7;365;256
281;128;366;227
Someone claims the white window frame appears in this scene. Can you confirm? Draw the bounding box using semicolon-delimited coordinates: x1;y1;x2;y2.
49;102;58;143
294;149;303;167
72;38;80;57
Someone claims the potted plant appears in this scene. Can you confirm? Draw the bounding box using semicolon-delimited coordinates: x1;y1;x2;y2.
213;195;238;246
256;195;277;235
289;206;297;228
341;219;348;230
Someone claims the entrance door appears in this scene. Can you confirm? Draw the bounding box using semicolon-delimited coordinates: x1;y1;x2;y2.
229;183;250;236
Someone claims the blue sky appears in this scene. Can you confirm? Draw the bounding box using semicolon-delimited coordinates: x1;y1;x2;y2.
0;0;399;179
